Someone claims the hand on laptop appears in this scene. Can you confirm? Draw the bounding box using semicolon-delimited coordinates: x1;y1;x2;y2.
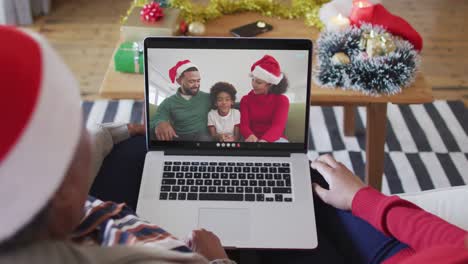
221;134;235;142
127;123;145;136
311;154;366;211
245;134;258;142
187;229;229;261
155;121;178;141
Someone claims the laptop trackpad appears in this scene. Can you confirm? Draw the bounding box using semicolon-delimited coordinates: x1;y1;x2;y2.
198;208;250;242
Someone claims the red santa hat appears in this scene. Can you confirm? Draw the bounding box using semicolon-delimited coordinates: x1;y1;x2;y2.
168;59;198;83
349;4;423;51
0;26;82;242
250;55;284;85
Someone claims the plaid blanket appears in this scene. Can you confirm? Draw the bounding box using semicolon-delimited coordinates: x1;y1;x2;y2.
72;196;191;253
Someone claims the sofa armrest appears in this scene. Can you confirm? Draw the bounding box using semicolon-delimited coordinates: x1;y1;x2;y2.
397;186;468;230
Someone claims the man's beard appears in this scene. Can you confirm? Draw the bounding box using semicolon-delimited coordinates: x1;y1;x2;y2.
181;85;199;96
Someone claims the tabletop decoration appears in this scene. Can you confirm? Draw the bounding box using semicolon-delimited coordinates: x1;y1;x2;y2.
349;3;423;51
187;21;206;35
319;0;380;30
120;2;182;42
114;42;144;74
314;0;422;95
140;2;164;23
359;28;396;57
315;23;420;95
178;20;188;34
122;0;169;24
124;0;327;30
327;13;350;31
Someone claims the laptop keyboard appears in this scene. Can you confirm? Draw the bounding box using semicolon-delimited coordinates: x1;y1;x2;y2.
159;161;293;202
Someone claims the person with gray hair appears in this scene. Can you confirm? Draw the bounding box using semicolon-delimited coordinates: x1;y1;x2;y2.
0;26;234;264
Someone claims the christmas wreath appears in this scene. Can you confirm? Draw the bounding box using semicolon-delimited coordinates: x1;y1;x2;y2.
314;24;420;95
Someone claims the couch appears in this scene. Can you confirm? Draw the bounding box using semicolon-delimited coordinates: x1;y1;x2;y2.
148;102;307;142
398;185;468;230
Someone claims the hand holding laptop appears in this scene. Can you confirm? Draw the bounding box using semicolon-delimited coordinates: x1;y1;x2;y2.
127;123;146;136
244;134;258;142
187;229;229;261
311;154;367;211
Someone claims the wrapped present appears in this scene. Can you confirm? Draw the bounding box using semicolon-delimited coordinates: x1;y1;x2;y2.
114;42;144;74
360;29;396;57
121;7;181;42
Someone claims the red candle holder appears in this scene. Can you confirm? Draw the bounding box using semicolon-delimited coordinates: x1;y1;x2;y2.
350;0;375;26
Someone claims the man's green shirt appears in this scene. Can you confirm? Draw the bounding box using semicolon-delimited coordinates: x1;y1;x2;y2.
150;90;211;135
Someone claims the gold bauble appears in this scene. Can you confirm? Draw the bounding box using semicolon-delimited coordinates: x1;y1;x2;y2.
188;22;206;36
331;52;350;65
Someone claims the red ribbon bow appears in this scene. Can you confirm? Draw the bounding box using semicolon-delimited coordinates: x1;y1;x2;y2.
140;2;164;23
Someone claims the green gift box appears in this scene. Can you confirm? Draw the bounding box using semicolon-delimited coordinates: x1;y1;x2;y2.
114;42;144;74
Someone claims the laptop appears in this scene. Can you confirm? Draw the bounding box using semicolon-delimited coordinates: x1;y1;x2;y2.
137;37;317;249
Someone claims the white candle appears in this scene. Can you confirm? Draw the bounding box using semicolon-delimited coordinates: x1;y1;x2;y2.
328;13;350;31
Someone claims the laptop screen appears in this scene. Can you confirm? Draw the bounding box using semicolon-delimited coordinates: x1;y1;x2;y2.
144;38;312;153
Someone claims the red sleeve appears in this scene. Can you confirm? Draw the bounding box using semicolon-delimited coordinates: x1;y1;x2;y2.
260;95;289;142
352;187;468;252
239;96;253;139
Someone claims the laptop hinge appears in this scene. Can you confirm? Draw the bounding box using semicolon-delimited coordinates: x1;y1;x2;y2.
164;149;291;157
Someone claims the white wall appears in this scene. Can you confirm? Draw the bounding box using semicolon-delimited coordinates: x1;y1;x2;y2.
147;48;310;105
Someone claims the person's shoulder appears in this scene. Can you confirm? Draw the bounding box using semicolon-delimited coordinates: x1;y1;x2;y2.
199;91;210;97
240;91;252;102
232;109;241;122
231;109;241;116
208;109;218;116
161;93;179;104
275;94;290;104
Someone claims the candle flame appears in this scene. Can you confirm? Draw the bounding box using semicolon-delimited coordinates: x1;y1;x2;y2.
356;1;371;8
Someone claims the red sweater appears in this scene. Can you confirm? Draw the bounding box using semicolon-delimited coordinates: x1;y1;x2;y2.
239;90;289;142
352;187;468;264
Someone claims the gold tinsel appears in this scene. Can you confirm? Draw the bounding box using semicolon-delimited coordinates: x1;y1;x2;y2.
122;0;327;28
121;0;151;24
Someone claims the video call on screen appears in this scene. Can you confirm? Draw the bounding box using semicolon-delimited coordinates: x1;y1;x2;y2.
147;48;309;145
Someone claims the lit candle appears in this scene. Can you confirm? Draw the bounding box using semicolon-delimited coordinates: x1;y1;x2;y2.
328;13;350;31
353;0;372;8
350;0;374;26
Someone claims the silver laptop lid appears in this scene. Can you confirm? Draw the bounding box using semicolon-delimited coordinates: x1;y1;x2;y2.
143;37;312;154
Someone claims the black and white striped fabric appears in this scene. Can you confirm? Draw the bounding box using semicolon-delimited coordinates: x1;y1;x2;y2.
82;100;467;195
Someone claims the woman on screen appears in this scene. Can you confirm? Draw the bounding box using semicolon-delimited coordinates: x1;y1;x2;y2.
240;55;290;143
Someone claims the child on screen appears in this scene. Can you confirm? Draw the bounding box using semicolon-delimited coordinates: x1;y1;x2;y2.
207;82;240;142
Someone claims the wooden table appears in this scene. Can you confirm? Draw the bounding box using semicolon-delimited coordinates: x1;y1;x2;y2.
99;13;433;190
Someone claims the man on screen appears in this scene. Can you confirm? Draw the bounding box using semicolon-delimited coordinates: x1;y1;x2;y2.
150;60;212;141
